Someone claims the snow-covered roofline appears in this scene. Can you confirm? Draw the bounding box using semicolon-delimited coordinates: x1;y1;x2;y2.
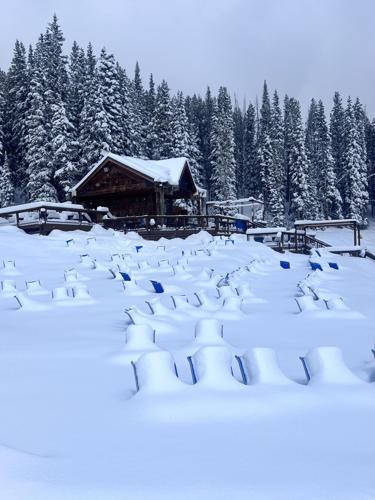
294;219;358;225
207;197;264;207
71;152;197;194
0;201;87;216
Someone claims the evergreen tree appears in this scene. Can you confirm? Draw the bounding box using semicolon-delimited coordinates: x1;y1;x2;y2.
210;87;237;203
306;100;342;218
25;56;57;201
149;80;173;159
233;103;245;196
171;91;203;185
0;153;14;207
330;91;346;197
305;98;323;218
242;102;259;197
67;41;86;170
130;62;147;157
353;98;369;216
342;97;368;222
0;73;5;166
258;82;284;223
284;97;311;220
4;40;29;193
52;95;75;198
202;87;214;192
79;68;111;174
145;74;156;158
365;118;375;206
116;64;132;156
96;48;123;154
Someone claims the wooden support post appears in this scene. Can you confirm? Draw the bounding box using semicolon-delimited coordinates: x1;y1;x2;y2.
16;212;19;227
353;222;357;246
294;228;298;253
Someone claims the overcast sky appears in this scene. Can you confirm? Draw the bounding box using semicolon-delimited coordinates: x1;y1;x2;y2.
0;0;374;116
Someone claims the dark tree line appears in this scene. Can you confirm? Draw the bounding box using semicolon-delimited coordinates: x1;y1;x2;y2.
0;16;374;224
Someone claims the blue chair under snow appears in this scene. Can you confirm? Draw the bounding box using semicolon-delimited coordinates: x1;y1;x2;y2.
328;262;339;270
280;261;290;269
120;272;132;281
150;280;164;293
310;262;323;271
135;245;143;253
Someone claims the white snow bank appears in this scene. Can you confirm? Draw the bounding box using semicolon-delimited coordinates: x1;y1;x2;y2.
303;347;365;385
135;351;183;393
244;348;294;385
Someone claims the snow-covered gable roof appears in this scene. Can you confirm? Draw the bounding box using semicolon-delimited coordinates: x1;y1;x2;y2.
71;153;194;193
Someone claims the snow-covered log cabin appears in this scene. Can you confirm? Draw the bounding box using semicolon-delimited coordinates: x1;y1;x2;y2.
71;153;204;217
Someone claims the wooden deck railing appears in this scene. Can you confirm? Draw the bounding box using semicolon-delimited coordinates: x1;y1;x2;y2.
103;214;262;235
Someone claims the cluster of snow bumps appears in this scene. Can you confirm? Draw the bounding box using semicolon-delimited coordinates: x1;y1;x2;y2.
1;230;373;401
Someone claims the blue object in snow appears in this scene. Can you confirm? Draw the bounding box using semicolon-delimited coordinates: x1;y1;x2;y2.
254;236;264;243
225;239;234;246
150;280;164;293
310;262;323;271
235;219;247;232
328;262;339;270
187;356;197;384
235;355;248;385
131;361;140;392
280;260;290;269
316;250;321;257
120;272;131;281
299;356;311;382
135;245;143;253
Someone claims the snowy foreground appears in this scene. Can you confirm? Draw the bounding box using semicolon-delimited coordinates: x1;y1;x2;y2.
0;225;374;500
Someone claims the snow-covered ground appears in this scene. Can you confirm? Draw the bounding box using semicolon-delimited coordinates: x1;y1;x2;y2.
0;224;374;500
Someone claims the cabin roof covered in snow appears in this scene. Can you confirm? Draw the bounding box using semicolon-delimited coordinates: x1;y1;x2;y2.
71;153;195;193
0;201;87;215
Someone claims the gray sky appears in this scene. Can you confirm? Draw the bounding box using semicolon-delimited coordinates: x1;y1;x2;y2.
0;0;374;116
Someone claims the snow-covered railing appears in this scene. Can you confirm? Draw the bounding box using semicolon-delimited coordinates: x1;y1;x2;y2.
0;202;108;235
103;214;258;235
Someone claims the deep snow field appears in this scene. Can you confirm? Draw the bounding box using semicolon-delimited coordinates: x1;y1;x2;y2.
0;224;374;500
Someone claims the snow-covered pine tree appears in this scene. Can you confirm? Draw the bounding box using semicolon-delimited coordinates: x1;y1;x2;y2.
330;91;346;198
353;98;369;221
201;87;214;192
185;93;207;189
365;118;375;206
79;67;111;174
242;102;259;197
342;97;368;222
209;87;237;203
170;91;203;185
0;153;15;207
233;102;245;197
305;98;323;218
52;94;76;199
96;48;123;155
144;74;156;159
269;90;285;223
130;62;147;157
0;74;5;166
116;63;132;156
4;40;30;194
149;80;173;160
311;100;342;218
257;82;284;224
67;41;86;171
25;51;57;202
284;97;311;221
